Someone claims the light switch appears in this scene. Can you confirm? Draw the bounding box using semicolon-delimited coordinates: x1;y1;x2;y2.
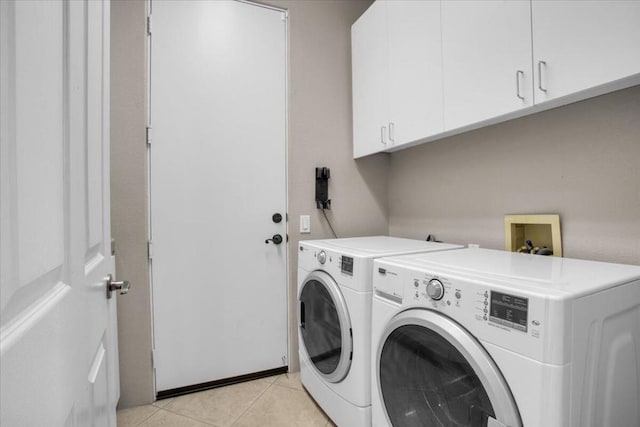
300;215;311;233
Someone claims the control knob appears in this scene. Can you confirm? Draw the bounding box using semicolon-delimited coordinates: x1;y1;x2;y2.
318;251;327;264
426;279;445;300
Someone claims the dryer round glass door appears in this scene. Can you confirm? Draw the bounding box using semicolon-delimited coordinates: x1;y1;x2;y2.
298;271;352;383
377;309;521;427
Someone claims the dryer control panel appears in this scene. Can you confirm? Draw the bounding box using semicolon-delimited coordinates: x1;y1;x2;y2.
298;243;373;293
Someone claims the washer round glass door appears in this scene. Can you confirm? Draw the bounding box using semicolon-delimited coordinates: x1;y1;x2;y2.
377;309;521;427
298;270;352;383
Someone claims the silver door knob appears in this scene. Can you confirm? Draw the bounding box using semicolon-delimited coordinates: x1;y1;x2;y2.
106;274;131;299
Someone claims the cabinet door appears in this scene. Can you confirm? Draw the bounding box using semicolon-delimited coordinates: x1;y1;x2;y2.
387;0;443;148
352;1;388;158
442;0;533;131
532;1;640;103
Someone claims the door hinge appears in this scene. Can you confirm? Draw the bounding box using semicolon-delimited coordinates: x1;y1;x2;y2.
151;349;156;368
111;238;116;256
146;15;152;36
146;126;152;145
147;241;153;260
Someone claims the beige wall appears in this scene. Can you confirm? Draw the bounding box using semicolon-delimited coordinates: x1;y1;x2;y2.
389;86;640;265
261;0;385;373
110;0;384;408
111;0;154;408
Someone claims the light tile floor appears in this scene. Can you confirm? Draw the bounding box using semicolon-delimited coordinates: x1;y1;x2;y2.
117;372;338;427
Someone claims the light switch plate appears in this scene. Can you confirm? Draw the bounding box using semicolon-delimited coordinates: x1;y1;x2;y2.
300;215;311;233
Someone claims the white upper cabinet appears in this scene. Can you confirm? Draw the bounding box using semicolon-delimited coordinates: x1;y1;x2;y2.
387;1;443;148
441;0;533;131
352;0;443;158
352;1;388;158
531;1;640;103
351;0;640;158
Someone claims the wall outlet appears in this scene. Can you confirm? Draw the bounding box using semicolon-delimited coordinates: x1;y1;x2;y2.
300;215;311;233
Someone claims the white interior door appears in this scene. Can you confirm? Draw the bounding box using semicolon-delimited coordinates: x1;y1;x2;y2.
1;0;119;425
150;0;288;393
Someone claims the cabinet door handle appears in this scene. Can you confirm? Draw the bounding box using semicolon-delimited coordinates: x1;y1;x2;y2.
538;60;547;93
380;126;387;145
516;70;525;100
388;122;395;144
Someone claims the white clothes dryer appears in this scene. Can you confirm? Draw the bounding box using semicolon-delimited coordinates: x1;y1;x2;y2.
371;248;640;427
297;236;463;427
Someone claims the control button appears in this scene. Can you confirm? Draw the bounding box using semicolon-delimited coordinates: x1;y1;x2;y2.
415;291;419;298
455;291;461;299
414;280;419;288
426;279;445;301
318;251;327;264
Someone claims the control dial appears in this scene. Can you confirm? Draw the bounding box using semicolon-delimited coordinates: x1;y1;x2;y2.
317;251;327;264
426;279;445;300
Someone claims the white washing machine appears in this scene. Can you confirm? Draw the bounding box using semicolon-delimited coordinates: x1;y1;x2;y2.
297;236;463;427
371;248;640;427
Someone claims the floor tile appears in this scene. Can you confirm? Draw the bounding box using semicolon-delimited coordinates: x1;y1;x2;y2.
152;398;174;409
138;409;212;427
117;404;160;427
256;374;281;385
162;379;270;426
273;371;303;391
232;384;328;427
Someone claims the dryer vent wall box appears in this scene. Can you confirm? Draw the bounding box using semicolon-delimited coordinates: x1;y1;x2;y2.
315;167;330;209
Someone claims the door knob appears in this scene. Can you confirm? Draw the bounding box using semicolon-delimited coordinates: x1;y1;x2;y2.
265;234;283;245
106;274;131;299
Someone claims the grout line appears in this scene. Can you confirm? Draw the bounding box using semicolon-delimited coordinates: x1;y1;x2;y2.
117;404;160;427
229;379;275;426
157;407;220;426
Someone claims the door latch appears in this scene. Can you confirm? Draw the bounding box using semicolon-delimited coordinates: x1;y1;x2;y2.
106;274;131;299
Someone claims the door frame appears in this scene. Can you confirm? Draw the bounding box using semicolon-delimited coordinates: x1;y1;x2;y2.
376;308;522;427
145;0;290;396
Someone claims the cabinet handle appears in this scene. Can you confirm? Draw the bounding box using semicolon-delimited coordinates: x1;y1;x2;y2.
516;70;525;100
538;60;547;93
380;126;387;145
388;122;395;144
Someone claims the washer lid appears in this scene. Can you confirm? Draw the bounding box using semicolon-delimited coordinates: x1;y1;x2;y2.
377;309;521;427
298;271;352;383
301;236;463;258
378;248;640;299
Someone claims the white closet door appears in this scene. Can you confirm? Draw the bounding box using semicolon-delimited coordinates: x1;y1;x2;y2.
150;0;288;392
442;0;533;131
1;1;119;425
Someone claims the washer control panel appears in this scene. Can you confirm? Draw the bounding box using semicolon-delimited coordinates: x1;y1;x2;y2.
426;279;445;300
391;266;547;361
